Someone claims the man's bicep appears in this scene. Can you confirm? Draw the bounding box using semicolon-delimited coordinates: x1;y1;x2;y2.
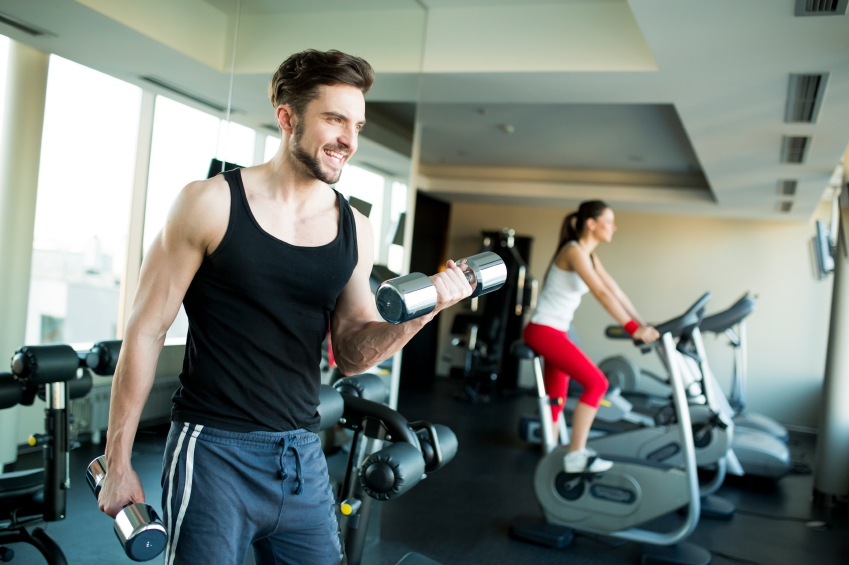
332;214;380;336
130;232;202;335
129;188;209;335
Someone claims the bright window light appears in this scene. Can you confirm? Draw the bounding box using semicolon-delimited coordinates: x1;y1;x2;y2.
387;182;408;273
143;96;220;253
25;55;142;344
217;119;255;167
264;135;281;162
335;164;385;261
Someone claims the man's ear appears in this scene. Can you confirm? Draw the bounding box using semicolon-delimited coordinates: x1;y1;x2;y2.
276;105;295;135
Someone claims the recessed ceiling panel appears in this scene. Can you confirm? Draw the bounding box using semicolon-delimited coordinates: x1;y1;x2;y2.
419;103;702;174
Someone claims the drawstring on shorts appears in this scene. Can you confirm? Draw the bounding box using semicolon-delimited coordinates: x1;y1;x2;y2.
278;436;304;496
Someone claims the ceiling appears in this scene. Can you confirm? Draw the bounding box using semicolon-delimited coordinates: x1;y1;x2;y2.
0;0;846;219
418;103;704;173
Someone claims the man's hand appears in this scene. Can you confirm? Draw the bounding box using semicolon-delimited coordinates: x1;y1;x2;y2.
428;259;474;316
634;326;661;344
98;464;146;519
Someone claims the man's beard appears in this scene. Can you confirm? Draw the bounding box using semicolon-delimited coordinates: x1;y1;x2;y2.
289;121;345;185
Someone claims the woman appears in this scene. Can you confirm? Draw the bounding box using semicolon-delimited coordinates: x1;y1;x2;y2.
524;200;660;473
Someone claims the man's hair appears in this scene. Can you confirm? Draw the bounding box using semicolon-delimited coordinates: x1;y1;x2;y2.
269;49;374;117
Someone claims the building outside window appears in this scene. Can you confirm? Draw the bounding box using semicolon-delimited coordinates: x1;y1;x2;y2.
25;55;141;346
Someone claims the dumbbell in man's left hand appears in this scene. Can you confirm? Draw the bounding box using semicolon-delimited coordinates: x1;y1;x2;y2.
426;259;474;319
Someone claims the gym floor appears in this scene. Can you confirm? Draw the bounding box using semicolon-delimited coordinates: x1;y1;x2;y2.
6;379;849;565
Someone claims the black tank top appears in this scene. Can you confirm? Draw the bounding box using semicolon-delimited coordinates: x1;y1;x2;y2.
171;169;358;432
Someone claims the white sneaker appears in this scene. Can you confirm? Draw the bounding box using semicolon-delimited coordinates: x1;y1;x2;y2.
563;448;614;474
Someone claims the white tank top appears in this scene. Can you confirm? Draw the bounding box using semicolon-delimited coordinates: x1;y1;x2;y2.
530;241;590;332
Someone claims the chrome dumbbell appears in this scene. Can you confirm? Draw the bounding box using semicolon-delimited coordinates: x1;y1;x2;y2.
375;252;507;324
86;456;168;562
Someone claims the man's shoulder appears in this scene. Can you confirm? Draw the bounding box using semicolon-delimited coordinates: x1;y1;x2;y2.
181;174;230;208
167;175;231;248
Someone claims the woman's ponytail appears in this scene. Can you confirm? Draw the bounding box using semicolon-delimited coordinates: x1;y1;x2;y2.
553;201;611;259
557;212;579;251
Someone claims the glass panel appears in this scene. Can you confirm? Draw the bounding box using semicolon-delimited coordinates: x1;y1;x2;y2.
143;96;221;253
142;96;221;339
387;182;408;273
25;56;141;346
216;119;256;167
264;135;281;162
335;165;385;261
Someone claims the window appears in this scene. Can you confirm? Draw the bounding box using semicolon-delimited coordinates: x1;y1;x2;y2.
217;119;256;168
25;56;141;345
142;97;257;338
264;134;281;162
335;164;386;260
387;182;408;273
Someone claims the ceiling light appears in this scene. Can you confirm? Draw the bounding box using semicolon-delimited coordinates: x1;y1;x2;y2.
780;136;810;164
779;180;798;196
500;124;515;134
785;74;828;123
795;0;848;16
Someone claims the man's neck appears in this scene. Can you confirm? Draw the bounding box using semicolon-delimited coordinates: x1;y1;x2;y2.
261;148;327;204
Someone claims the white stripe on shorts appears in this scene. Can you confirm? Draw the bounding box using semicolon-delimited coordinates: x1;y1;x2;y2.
163;423;189;565
166;423;203;565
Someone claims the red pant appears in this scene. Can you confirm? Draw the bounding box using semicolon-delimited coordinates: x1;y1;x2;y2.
523;322;609;422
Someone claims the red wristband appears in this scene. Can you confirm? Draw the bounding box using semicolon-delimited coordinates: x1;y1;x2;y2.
623;319;640;336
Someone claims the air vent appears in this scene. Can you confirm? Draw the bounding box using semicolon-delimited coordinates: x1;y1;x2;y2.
779;201;793;213
139;76;238;114
780;136;810;164
779;180;798;196
0;11;55;36
785;74;828;123
795;0;849;15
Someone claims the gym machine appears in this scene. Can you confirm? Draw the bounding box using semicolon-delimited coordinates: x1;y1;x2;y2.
510;322;712;565
0;340;119;564
447;229;538;402
324;374;458;565
516;294;736;520
699;294;789;443
598;295;791;479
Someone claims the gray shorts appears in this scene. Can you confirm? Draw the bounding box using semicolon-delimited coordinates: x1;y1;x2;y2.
160;422;342;565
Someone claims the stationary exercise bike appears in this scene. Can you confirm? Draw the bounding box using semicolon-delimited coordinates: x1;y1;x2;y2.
698;294;789;443
510;322;711;565
0;341;119;564
517;294;737;520
599;294;791;479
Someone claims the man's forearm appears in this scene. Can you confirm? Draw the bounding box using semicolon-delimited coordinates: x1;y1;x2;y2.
104;332;163;468
333;316;430;376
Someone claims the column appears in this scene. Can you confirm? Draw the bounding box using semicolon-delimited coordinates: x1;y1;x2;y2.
117;90;155;337
814;155;849;501
0;40;49;469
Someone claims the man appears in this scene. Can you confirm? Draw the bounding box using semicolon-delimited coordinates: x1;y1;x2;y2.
98;49;471;565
